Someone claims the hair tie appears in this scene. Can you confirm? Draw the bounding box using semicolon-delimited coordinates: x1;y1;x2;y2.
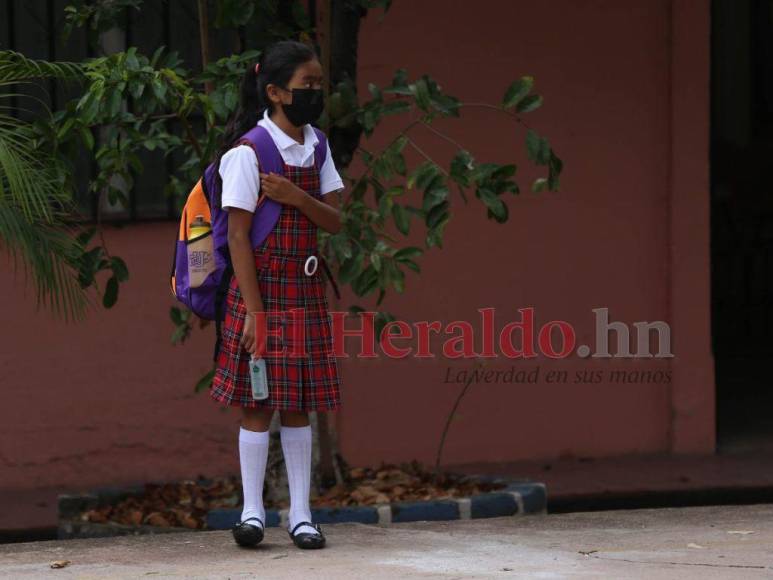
254;62;260;75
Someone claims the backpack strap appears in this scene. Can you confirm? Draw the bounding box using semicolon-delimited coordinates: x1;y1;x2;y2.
238;125;284;175
234;126;285;252
312;128;327;170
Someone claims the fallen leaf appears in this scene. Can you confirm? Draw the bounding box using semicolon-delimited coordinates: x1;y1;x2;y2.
182;516;199;529
127;510;143;526
349;467;367;479
50;560;71;569
145;512;170;527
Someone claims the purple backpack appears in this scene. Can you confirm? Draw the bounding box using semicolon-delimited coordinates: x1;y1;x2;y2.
170;125;329;357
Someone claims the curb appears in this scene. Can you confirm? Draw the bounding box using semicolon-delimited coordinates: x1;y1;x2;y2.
206;481;547;530
57;479;547;539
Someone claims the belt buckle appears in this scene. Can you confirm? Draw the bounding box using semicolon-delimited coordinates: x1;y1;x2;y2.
304;255;318;276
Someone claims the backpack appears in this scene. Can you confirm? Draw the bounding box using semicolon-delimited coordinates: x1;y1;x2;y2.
169;124;333;360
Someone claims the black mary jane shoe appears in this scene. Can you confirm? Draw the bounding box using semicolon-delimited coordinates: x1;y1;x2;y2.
288;521;326;549
232;516;265;547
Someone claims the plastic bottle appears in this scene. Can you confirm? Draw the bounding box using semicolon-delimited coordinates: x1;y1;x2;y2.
249;356;269;400
189;214;211;240
187;214;215;288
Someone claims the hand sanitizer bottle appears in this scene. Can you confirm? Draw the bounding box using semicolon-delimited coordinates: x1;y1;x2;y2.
249;355;269;400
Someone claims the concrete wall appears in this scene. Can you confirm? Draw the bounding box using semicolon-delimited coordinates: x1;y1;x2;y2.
0;0;713;496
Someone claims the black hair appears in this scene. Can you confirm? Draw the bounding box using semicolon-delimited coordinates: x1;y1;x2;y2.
212;40;319;170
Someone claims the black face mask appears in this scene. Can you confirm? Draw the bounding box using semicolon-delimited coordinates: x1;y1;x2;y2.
281;87;325;127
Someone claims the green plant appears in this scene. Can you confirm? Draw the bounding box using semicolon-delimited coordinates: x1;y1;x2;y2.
321;70;561;338
0;51;128;320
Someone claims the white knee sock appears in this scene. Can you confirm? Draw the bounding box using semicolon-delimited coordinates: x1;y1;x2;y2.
280;424;317;535
239;426;269;527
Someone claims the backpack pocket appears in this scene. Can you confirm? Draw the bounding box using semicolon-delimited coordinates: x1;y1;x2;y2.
186;229;215;288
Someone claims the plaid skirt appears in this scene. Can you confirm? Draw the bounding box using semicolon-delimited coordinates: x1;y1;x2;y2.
209;253;341;411
210;162;341;412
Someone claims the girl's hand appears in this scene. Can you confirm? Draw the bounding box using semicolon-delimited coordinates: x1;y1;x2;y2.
240;312;267;357
259;172;306;206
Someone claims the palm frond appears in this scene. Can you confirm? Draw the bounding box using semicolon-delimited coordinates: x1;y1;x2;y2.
0;51;92;322
0;132;68;224
0;50;84;85
0;201;90;322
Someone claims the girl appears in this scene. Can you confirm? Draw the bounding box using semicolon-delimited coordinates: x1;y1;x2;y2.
209;40;343;550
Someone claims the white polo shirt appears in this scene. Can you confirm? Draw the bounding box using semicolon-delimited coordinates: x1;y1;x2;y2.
219;108;344;212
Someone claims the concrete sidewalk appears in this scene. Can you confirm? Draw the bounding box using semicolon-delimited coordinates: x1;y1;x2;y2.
2;504;773;579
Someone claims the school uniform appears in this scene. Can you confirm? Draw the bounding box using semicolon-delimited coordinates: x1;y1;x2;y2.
210;109;343;413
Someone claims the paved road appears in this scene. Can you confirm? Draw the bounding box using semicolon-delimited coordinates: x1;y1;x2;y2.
2;504;773;579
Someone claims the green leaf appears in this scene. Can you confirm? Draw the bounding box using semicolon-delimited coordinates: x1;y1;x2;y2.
475;186;509;222
422;180;448;213
152;78;167;101
103;275;119;308
410;77;431;110
502;76;534;109
426;215;450;248
75;227;97;247
108;89;122;117
392;204;410;235
110;256;129;282
407;161;440;190
79;90;102;124
380;100;411;117
79;126;94;150
384;68;411;95
426;201;449;228
393;272;405;293
548;151;563;191
194;368;215;393
56;117;74;140
401;259;420;273
352;266;379;296
350;179;368;201
339;254;363;284
394;247;423;261
450;150;474;186
486;199;508;222
374;311;398;340
77;246;104;288
170;306;184;326
526;130;551;165
532;177;549;192
516;94;543;113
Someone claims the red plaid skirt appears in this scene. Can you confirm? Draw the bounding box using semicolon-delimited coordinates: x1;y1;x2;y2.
210;160;341;411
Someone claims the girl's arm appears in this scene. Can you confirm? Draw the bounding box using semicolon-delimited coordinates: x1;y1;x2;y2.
259;172;342;234
295;186;342;234
227;207;264;355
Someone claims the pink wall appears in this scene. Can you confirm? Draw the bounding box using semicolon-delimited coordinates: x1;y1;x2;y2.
0;224;236;491
337;0;713;466
0;0;713;498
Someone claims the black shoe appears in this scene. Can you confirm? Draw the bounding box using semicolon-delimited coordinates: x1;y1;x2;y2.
288;521;326;549
232;516;265;547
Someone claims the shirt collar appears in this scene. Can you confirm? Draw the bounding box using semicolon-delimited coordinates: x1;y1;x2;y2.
261;108;318;151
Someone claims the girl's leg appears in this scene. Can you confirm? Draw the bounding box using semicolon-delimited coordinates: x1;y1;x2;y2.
238;407;273;526
278;411;317;535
